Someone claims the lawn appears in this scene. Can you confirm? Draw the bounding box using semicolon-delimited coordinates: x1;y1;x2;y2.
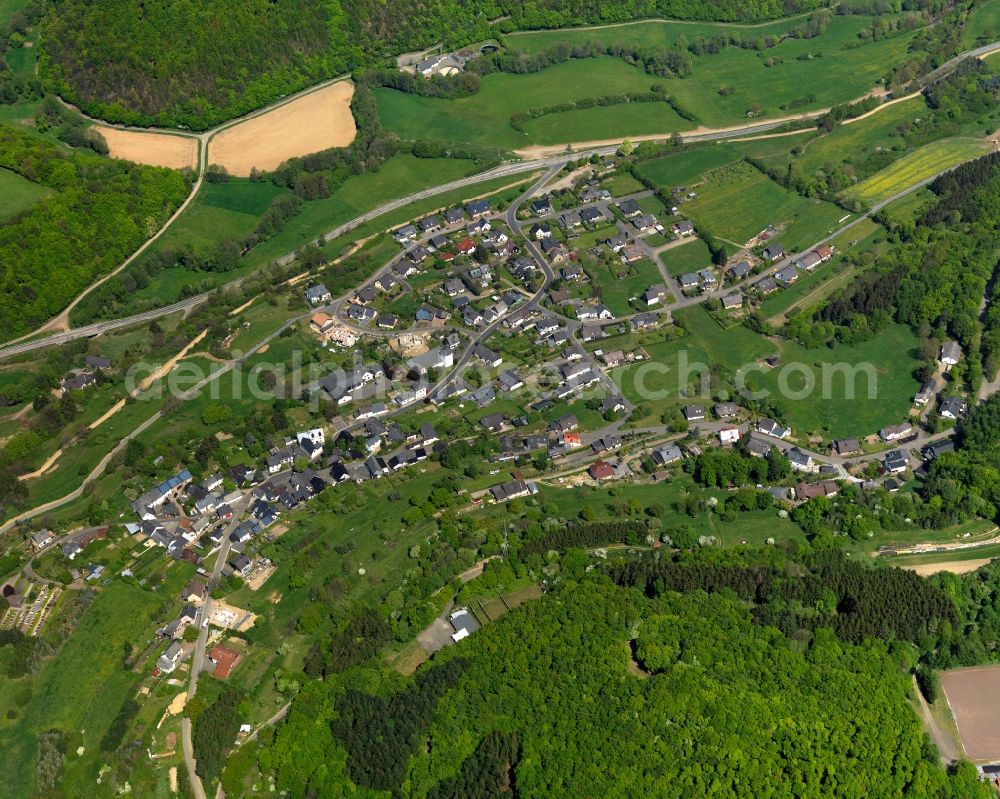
847;137;992;205
587;257;663;316
0;166;51;221
376;58;687;149
680;160;845;250
507;15;919;128
636;144;742;188
661;238;714;276
0;572;193;798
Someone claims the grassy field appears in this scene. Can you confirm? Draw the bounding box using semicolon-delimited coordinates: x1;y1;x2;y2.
615;304;918;437
661;238;714;276
754;322;921;439
794;96;929;175
636;144;742;188
847;137;992;205
963;0;1000;47
681;160;845;249
0;166;51;221
506;15;918;128
587;257;662;316
376;58;686;149
70;155;484;323
522;97;687;144
0;570;194;798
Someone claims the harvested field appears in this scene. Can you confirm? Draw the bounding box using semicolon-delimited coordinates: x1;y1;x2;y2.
901;558;995;576
941;665;1000;761
93;126;198;170
209;81;356;176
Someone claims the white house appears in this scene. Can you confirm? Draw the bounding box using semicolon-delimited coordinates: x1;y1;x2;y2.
718;427;741;445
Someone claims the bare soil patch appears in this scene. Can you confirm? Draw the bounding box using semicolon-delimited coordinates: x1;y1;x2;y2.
94;126;198;170
902;558;995;576
941;665;1000;761
210;81;357;176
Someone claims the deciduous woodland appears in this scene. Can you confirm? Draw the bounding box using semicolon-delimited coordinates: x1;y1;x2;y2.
0;124;190;338
262;577;992;798
40;0;830;128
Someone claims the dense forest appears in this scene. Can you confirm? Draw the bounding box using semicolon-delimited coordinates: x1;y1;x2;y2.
260;577;991;798
0;124;190;338
40;0;829;128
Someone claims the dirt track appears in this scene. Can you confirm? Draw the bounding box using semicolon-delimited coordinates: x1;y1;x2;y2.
209;81;356;175
94;126;198;170
902;558;995;576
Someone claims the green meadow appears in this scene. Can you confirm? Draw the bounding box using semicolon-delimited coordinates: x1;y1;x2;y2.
661;238;714;276
615;304;918;438
636;144;742;188
376;58;685;149
0;571;194;798
680;160;845;249
0;166;51;221
506;15;918;128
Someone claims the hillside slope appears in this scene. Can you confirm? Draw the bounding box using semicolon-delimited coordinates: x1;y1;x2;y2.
39;0;828;129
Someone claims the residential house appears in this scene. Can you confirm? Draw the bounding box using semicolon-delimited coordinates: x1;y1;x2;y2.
633;213;659;233
940;341;962;366
549;414;578;433
939;395;967;420
673;220;695;237
480;413;505;433
884;449;908;474
469;384;496;407
753;276;778;294
465;199;491;219
796;480;839;500
85;355;112;370
796;251;822;272
879;423;913;442
786;447;817;473
775;266;799;285
730;260;751;279
762;243;785;261
157;641;185;674
618;199;642;217
530;222;553;240
832;438;861;457
756;418;790;439
580;206;604;225
652;443;683;465
607;232;629;253
498;370;525;392
530;197;552;216
393;224;417;244
678;273;700;291
473;344;502;368
30;529;54;549
444;207;466;225
310;312;335;334
683;405;705;422
304;284;331;306
718;426;741;445
590;459;615;480
489;479;533;503
602;350;626;367
714;402;738;418
721;294;743;310
914;380;936;406
642;284;666;306
61;371;97;391
419;214;442;233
